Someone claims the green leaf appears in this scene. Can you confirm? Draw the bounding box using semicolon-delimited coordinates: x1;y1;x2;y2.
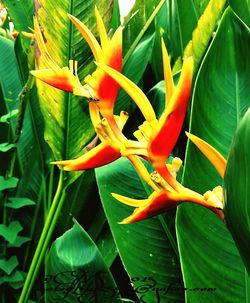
45;221;121;303
169;0;211;62
7;235;31;248
0;270;26;286
229;0;250;27
176;8;250;303
183;0;227;71
224;108;250;274
0;221;22;243
0;36;22;131
0;176;19;191
6;197;35;209
0;142;16;152
123;0;160;54
2;0;34;31
0;109;18;123
34;0;113;187
96;157;184;303
0;256;18;275
110;0;121;30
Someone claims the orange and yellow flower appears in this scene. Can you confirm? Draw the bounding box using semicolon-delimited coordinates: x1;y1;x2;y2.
113;136;226;224
31;7;122;118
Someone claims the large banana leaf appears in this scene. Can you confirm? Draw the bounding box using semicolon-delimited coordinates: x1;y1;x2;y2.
96;158;184;303
224;109;250;274
46;221;121;303
35;0;112;186
176;8;250;303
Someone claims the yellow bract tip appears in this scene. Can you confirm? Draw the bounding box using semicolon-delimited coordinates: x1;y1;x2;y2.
68;14;103;62
186;132;227;178
96;63;156;123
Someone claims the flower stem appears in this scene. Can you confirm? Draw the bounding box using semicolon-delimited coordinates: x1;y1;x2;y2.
18;170;65;303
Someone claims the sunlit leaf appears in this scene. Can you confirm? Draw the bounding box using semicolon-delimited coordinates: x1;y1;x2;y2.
2;0;34;31
34;0;113;186
183;0;227;70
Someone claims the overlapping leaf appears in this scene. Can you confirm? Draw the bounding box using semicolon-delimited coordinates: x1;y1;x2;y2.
96;158;184;303
2;0;34;31
46;221;121;303
176;8;250;303
229;0;250;27
34;0;112;186
224;109;250;274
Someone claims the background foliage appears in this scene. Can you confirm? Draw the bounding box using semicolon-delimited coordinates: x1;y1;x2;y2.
0;0;249;302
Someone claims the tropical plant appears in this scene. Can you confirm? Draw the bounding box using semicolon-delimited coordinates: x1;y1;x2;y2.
0;0;249;302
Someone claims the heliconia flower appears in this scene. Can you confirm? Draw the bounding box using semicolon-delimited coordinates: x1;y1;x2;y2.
97;40;194;178
52;106;129;170
112;157;224;224
185;132;227;178
30;7;122;118
147;46;194;170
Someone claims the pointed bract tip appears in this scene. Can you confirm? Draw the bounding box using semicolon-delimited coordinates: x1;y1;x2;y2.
186;132;227;178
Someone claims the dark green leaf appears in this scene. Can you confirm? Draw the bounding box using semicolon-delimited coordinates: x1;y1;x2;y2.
0;176;19;191
6;197;35;209
0;270;25;285
224;108;250;274
0;221;22;243
0;36;22;131
0;256;18;275
229;0;250;27
96;157;184;303
176;8;250;303
45;221;121;303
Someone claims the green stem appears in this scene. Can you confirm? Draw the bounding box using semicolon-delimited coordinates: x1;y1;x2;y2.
47;165;55;209
18;170;65;303
24;190;67;302
123;0;166;66
22;180;45;269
